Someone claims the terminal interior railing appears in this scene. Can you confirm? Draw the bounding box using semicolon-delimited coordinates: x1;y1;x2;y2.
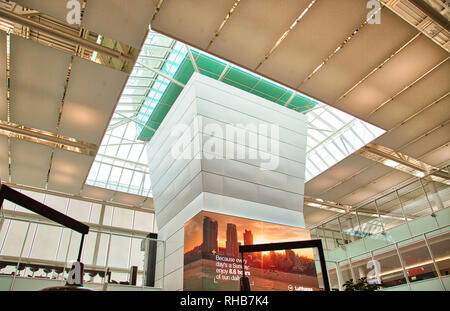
322;225;449;291
310;175;449;252
309;170;450;291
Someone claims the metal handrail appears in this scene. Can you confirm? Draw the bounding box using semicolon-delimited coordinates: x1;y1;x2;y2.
337;224;449;263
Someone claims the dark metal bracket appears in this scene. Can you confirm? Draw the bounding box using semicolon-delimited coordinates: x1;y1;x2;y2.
0;184;89;264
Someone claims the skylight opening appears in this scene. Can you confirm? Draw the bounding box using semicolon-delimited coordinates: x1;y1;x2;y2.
87;31;386;196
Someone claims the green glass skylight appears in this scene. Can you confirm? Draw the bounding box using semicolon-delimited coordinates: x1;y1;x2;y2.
136;47;318;141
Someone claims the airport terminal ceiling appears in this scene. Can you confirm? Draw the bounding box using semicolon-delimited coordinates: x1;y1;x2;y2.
0;0;448;226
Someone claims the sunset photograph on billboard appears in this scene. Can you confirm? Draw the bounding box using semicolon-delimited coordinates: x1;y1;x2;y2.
184;211;320;291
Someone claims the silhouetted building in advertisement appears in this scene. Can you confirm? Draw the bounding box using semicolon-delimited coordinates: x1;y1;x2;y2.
226;223;239;257
285;249;296;262
202;216;218;256
243;229;253;245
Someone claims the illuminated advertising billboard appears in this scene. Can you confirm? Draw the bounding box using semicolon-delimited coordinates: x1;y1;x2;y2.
183;211;320;291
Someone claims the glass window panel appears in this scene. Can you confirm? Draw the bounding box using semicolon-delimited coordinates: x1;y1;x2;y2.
103;206;114;226
397;180;432;218
88;162;100;181
120;169;133;187
133;211;153;232
326;263;339;290
124;123;138;141
434;182;450;209
109;166;122;186
55;228;72;262
81;232;97;265
104;145;119;156
426;232;450;277
0;218;8;249
117;145;132;159
323;219;343;248
65;233;81;264
326;142;346;160
398;237;438;283
356;209;384;238
108;235;131;269
98;164;112;183
338;260;353;284
309;228;317;240
67;199;92;223
0;221;32;257
29;224;61;260
112;208;134;229
339;214;362;243
89;204;102;224
373;245;407;288
375;192;406;231
95;233;111;267
128;145;144;163
129;237;145;271
127;78;152;87
423;180;448;212
350;254;372;281
341;130;360;151
2;200;16;211
131;172;144;190
320;111;343;129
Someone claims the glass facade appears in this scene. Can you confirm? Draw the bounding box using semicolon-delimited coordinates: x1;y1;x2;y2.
0;188;161;290
310;174;450;290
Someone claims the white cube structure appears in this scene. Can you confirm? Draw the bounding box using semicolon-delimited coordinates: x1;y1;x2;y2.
146;73;307;290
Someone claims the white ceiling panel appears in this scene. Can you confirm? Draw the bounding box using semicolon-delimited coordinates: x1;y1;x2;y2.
10;139;51;188
208;0;313;70
16;0;69;22
10;36;70;132
367;60;450;129
83;0;155;48
152;0;237;51
47;149;92;194
321;162;393;202
418;144;450;167
374;96;450;150
257;0;368;88
304;154;374;197
399;122;450;160
337;34;449;120
303;205;337;228
299;8;417;105
59;57;128;145
0;31;6;121
339;170;411;206
0;136;8;182
17;0;152;48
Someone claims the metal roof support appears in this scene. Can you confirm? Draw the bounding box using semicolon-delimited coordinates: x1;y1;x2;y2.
135;61;185;88
186;45;199;72
0;120;98;156
0;7;134;62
